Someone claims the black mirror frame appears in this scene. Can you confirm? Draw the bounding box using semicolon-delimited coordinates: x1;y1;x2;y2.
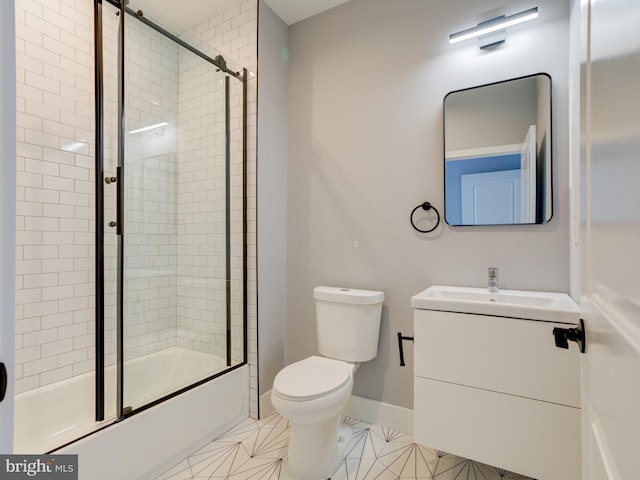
443;72;553;227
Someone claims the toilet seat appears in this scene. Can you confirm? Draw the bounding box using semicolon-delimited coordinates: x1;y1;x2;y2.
273;356;352;402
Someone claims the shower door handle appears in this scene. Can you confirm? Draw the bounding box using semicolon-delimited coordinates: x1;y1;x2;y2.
0;362;7;403
116;165;123;236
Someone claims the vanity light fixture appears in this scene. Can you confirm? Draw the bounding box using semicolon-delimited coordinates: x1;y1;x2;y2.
449;7;539;48
129;121;168;134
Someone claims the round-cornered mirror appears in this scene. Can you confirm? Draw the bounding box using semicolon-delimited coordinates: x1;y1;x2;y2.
444;73;552;226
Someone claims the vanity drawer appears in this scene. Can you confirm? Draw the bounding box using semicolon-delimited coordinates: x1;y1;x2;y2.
414;309;580;407
414;377;581;480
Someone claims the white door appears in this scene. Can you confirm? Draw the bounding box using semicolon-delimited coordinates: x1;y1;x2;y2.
579;0;640;479
0;0;16;454
461;169;520;224
519;125;536;223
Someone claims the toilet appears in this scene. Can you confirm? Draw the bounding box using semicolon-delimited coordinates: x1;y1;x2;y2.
271;286;385;480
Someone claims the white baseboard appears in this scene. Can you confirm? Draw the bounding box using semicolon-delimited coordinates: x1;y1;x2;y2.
345;395;414;434
260;389;413;434
260;388;275;417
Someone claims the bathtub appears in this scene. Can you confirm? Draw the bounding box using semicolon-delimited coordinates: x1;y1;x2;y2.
15;347;248;480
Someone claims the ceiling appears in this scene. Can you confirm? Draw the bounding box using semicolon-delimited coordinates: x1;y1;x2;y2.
263;0;350;25
129;0;350;34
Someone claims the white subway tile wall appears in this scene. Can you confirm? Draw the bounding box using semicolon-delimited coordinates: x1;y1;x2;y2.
15;0;258;418
175;47;227;359
180;1;258;417
121;17;181;362
15;0;97;394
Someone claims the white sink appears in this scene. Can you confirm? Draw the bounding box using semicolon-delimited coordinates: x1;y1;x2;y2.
411;285;579;323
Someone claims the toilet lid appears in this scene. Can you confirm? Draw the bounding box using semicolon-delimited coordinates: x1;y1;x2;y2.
273;356;352;401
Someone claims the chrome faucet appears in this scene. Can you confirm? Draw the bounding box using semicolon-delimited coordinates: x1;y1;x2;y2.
488;267;499;292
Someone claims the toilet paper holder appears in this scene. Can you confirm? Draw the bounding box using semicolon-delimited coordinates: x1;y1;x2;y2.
397;332;414;367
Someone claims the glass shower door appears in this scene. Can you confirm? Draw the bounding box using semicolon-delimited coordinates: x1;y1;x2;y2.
116;7;242;414
12;0;246;453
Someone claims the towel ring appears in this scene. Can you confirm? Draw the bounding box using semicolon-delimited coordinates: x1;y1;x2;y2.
410;201;440;233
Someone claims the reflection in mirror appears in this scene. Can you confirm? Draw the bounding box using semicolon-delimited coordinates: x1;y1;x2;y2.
444;73;552;225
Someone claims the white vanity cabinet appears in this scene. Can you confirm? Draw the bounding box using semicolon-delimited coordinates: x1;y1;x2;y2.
412;286;581;480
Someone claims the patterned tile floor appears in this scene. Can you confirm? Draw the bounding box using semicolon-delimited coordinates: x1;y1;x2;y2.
156;413;533;480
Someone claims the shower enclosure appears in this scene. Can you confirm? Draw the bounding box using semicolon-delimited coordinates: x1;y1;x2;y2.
13;0;247;455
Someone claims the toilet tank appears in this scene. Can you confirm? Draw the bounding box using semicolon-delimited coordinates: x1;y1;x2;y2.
314;286;385;362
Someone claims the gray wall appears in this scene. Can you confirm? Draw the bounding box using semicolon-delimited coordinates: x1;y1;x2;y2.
257;1;288;397
0;0;16;451
286;0;571;409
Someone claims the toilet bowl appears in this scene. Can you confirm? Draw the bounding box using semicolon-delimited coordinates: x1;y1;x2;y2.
271;286;384;480
272;356;355;480
272;356;354;423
